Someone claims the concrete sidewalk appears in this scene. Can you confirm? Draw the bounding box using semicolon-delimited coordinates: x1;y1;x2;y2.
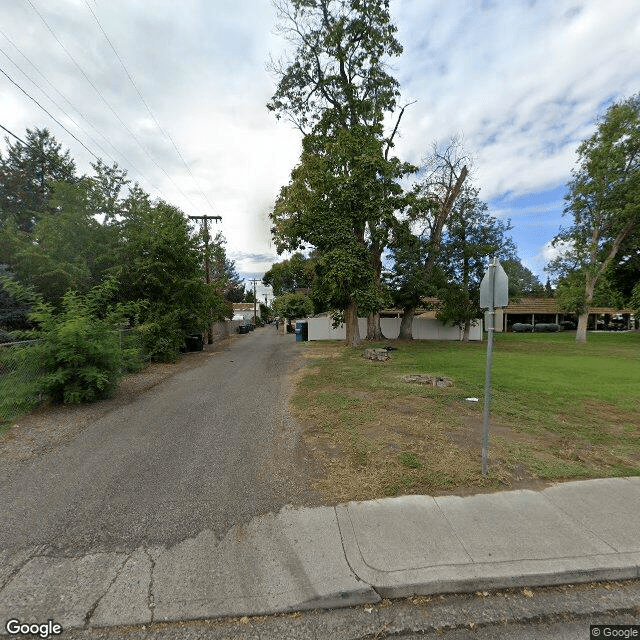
1;477;639;634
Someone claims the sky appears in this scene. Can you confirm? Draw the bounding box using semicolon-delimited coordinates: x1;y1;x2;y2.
0;0;638;301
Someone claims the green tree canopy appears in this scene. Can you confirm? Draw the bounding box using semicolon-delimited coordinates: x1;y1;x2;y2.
262;252;315;297
0;128;76;232
209;232;245;303
269;0;411;346
548;93;640;342
272;291;314;320
501;259;545;299
434;185;516;339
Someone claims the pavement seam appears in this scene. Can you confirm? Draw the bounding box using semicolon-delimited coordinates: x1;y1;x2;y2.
539;490;620;553
0;547;42;593
144;547;156;623
83;552;131;629
432;498;475;564
333;505;380;597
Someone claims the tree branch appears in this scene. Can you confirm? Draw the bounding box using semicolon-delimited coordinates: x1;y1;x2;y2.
385;100;416;160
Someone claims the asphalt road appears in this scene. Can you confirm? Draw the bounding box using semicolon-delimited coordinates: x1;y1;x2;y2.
0;328;311;554
49;580;640;640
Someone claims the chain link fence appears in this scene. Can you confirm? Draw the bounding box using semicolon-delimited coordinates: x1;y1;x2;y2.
0;328;151;428
0;340;46;426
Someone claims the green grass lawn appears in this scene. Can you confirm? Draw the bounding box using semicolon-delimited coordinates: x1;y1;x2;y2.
293;332;640;501
416;330;639;418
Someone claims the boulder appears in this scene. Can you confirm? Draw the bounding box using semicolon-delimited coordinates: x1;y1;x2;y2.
363;348;390;362
401;374;453;387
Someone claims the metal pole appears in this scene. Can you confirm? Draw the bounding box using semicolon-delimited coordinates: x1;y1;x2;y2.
482;258;496;476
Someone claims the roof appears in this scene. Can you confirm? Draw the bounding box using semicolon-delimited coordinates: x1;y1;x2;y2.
232;303;257;311
504;297;633;315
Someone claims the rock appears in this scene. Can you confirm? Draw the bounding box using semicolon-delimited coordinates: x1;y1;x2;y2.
401;374;453;387
363;348;390;361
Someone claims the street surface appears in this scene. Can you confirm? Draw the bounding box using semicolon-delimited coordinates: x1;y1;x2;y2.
0;328;312;554
48;580;640;640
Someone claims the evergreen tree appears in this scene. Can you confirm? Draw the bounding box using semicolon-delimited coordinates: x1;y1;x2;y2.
0;128;76;232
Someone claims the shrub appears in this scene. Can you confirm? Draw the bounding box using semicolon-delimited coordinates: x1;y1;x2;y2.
29;291;124;404
534;323;560;332
512;323;533;332
137;310;185;363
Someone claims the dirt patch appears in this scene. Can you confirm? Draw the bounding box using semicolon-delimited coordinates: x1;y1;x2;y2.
446;414;562;451
578;400;640;434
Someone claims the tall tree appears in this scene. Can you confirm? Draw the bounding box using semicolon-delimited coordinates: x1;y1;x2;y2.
501;259;545;298
272;126;390;344
389;138;469;340
268;0;410;346
87;159;130;223
262;251;316;296
0;128;76;232
114;199;227;359
548;94;640;342
435;185;516;340
209;232;245;303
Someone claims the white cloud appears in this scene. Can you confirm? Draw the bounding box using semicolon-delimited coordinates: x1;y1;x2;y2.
0;0;638;278
537;239;573;263
394;0;640;200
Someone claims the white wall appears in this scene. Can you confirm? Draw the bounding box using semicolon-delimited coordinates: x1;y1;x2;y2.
306;316;482;341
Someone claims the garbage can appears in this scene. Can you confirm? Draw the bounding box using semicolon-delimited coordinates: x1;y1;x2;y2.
295;321;303;342
185;334;204;351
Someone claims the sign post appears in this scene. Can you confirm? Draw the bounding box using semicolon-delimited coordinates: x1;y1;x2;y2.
479;257;508;476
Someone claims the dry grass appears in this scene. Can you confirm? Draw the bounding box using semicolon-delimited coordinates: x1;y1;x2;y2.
291;334;640;502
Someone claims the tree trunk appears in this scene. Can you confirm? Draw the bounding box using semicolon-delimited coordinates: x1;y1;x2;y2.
366;313;376;340
576;313;588;343
374;311;384;340
462;322;470;342
398;307;415;340
345;298;361;347
577;278;595;343
366;312;385;340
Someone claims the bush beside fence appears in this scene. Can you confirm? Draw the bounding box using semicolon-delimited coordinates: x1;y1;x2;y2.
0;327;150;427
0;342;47;426
0;320;243;427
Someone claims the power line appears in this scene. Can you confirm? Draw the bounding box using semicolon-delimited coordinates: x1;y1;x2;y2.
82;0;219;216
0;122;28;146
0;44;118;165
0;28;165;197
0;65;100;161
25;0;204;214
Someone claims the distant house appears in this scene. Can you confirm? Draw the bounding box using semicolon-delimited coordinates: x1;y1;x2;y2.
232;303;260;321
376;296;635;332
495;298;635;332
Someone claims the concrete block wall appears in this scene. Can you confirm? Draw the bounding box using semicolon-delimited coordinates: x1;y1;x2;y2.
210;320;245;341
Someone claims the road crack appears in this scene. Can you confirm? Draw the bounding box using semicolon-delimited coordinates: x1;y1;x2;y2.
83;552;130;628
144;547;157;623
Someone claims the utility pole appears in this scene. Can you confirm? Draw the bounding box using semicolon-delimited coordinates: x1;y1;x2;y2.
188;214;222;343
248;278;260;325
